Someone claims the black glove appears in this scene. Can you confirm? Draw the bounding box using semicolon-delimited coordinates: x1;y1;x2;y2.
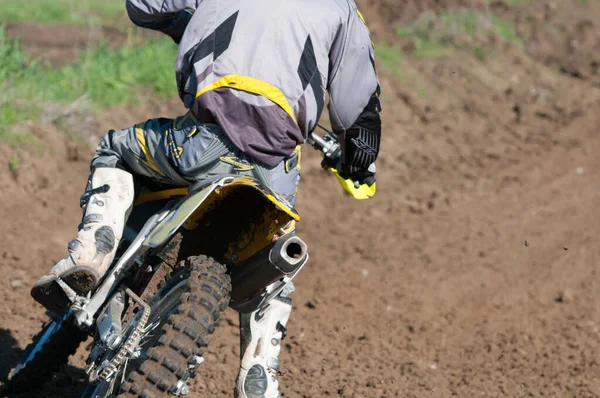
337;85;381;187
320;151;376;187
338;123;379;187
338;161;376;187
319;130;378;187
321;85;381;188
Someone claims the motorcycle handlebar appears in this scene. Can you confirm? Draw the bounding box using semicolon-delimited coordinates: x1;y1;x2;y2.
307;124;341;162
308;125;377;196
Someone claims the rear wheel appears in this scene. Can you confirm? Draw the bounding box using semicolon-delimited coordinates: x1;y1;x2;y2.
86;255;231;397
7;312;87;394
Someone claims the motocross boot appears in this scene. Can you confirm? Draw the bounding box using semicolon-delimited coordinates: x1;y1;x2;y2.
31;167;134;313
235;296;292;398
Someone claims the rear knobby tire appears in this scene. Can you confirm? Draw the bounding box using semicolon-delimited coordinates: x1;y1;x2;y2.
119;255;231;397
7;314;87;394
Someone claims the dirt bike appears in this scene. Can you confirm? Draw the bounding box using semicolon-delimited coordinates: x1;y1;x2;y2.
6;127;375;397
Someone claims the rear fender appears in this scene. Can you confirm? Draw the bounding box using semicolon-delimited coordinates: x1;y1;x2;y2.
141;177;232;248
144;176;300;264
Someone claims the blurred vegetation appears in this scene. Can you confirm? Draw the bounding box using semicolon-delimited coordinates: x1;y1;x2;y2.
0;24;177;145
373;9;524;96
0;0;125;24
8;154;20;178
396;9;522;60
375;42;429;98
374;42;405;81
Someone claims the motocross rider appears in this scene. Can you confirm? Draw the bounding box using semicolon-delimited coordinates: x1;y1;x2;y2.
30;0;381;396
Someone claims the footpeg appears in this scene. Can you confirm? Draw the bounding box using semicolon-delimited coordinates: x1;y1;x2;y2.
30;277;78;314
56;277;79;301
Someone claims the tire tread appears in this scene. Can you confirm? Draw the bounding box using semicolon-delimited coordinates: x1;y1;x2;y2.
119;255;231;397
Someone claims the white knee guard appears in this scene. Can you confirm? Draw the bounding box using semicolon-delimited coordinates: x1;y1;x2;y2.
235;296;292;398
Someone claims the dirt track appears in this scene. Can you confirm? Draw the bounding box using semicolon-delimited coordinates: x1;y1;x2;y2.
1;1;600;397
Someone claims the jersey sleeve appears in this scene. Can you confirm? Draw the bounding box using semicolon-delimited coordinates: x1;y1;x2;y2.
327;4;382;172
126;0;200;42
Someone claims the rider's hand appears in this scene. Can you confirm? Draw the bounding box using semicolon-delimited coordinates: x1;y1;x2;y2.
320;154;338;171
338;162;377;187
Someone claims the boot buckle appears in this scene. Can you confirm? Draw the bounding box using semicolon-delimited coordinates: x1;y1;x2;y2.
276;322;287;339
80;184;110;208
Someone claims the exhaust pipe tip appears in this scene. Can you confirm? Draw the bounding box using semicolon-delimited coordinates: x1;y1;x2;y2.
281;236;308;263
272;235;308;272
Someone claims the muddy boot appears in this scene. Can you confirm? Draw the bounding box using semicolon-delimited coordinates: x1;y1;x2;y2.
31;168;134;313
235;296;292;398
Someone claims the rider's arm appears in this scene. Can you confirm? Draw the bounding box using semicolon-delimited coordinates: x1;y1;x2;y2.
327;5;381;184
126;0;200;43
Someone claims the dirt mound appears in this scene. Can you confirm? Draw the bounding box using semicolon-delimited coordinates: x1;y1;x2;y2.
5;23;126;67
359;0;486;40
381;0;483;23
5;22;162;67
494;0;600;85
2;0;600;397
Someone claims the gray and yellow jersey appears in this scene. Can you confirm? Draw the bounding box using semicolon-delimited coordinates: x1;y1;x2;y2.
127;0;381;167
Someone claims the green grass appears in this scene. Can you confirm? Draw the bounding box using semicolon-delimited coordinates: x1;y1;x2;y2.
0;0;125;24
472;46;487;61
0;31;41;82
8;154;20;178
491;15;522;43
439;9;477;37
0;127;41;147
396;9;522;60
0;29;42;144
374;41;406;81
35;40;178;107
0;24;178;144
485;0;532;3
396;14;435;43
374;41;429;97
414;40;457;58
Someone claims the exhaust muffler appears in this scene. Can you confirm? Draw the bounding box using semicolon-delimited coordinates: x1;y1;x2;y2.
229;233;308;308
